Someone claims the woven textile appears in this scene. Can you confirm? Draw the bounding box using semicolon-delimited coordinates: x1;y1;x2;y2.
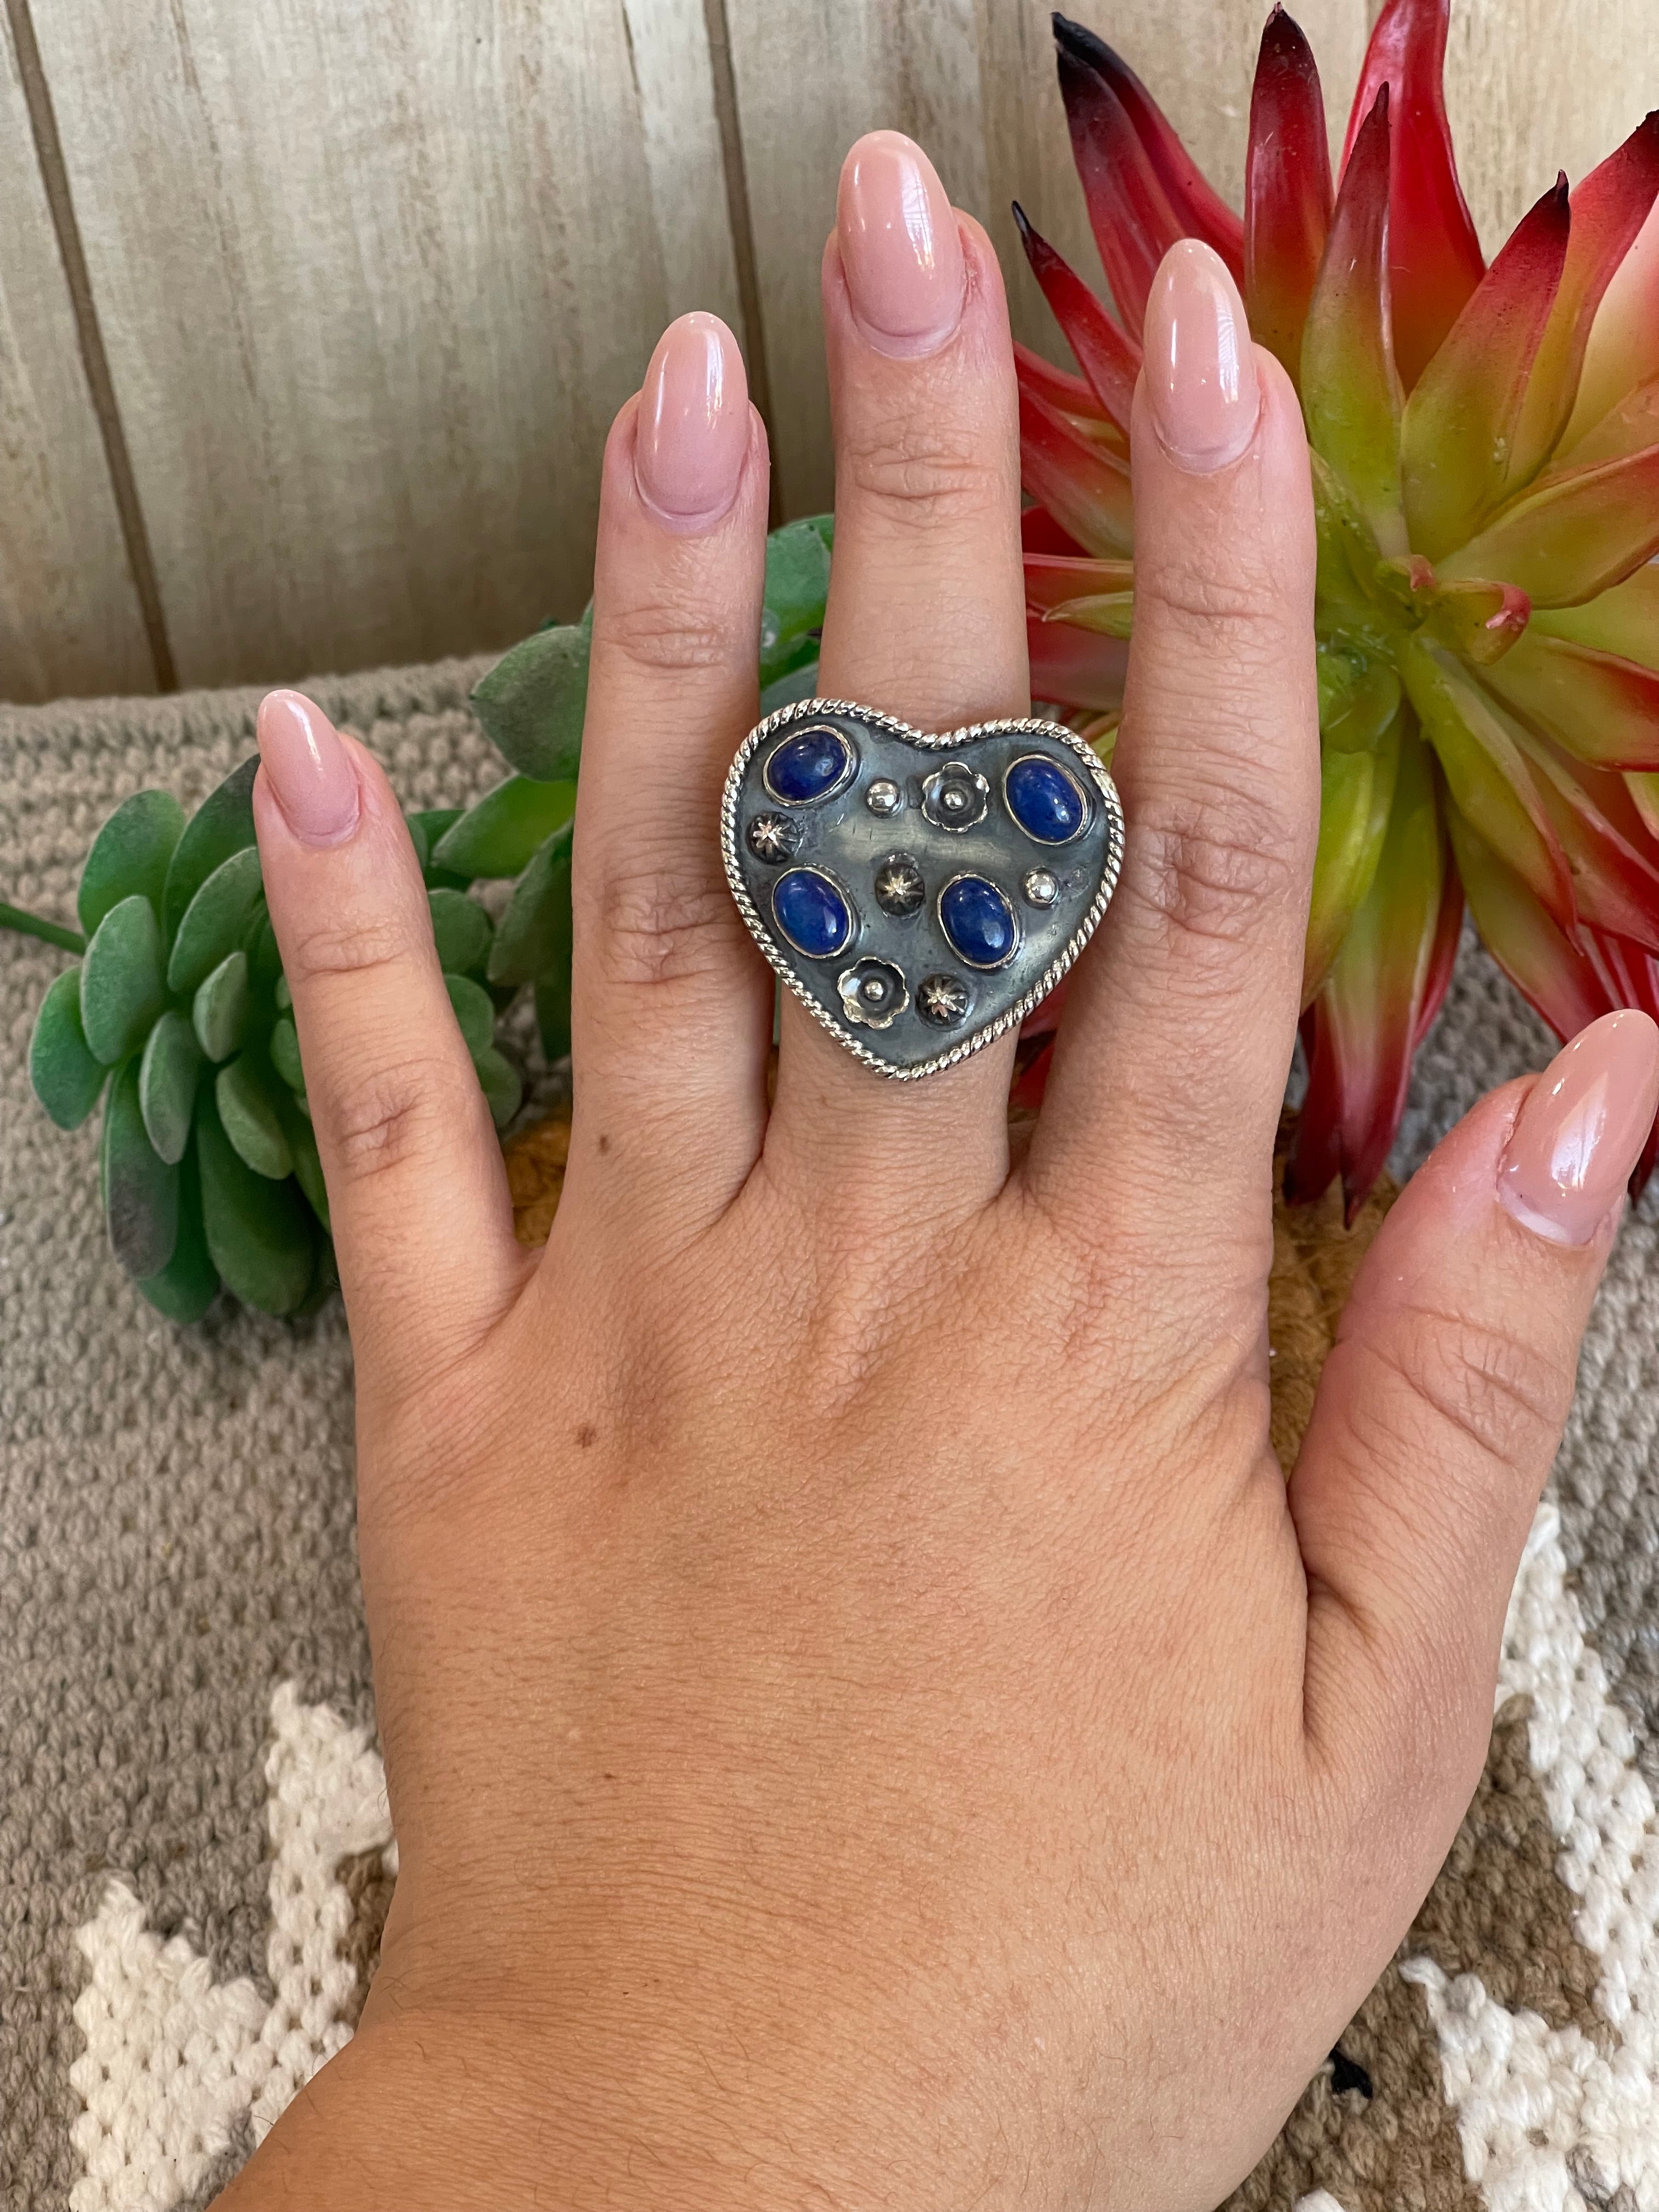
3;665;1658;2210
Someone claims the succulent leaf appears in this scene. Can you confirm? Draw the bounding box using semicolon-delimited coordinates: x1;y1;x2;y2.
470;620;589;783
101;1059;180;1280
278;1093;329;1230
432;775;576;880
195;1091;315;1317
77;789;185;938
133;1146;219;1323
444;972;496;1058
1564;196;1659;449
216;1053;294;1181
427;887;493;978
473;1045;523;1130
268;1014;304;1093
1339;0;1484;390
1026;613;1128;715
1013;345;1121;444
166;844;264;996
138;1011;203;1165
1548;373;1659;476
1018;382;1135;557
1532;561;1659;669
191;947;251;1063
488;821;574;989
1482;628;1659;769
1302;88;1408;558
1053;27;1189;332
1052;14;1244;280
1445;810;1609;1041
1400;177;1571;558
162;757;258;941
534;966;572;1065
30;966;108;1131
1012;206;1139;430
80;894;166;1065
1304;721;1398;1007
760;518;833;687
1508;732;1659;949
1442;441;1659;606
1244;6;1333;390
1513;112;1659;487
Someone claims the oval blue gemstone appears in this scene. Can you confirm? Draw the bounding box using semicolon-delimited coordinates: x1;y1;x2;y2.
939;874;1018;970
772;868;853;958
765;725;853;804
1005;753;1088;844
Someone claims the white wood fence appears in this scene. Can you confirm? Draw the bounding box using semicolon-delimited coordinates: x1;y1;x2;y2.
0;0;1648;703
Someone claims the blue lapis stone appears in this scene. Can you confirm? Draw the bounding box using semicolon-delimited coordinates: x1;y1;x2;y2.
772;868;853;958
765;725;854;804
939;875;1018;970
1005;753;1088;844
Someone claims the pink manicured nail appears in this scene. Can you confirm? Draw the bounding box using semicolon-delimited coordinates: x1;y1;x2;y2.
256;690;359;844
1496;1010;1659;1246
837;131;965;356
1143;239;1261;472
633;312;749;528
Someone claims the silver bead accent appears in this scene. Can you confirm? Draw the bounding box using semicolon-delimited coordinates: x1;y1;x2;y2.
921;762;990;832
1022;867;1060;909
866;778;903;817
838;957;910;1030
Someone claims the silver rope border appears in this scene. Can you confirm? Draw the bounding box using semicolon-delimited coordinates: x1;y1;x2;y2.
720;697;1126;1081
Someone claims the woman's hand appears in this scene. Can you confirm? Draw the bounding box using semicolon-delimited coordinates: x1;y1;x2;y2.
223;133;1659;2212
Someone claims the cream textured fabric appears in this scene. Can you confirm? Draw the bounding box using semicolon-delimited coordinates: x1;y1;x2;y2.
2;664;1658;2209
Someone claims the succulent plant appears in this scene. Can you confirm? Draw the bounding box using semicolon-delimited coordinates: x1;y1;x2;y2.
5;516;835;1321
16;759;519;1320
1016;0;1659;1210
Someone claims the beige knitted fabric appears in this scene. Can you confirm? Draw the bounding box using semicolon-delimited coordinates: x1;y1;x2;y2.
3;664;1658;2210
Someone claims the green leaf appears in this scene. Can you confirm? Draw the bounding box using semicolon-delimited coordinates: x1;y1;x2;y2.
759;517;832;686
216;1053;293;1180
269;1014;305;1093
444;972;496;1058
195;1091;315;1316
80;895;166;1064
30;967;107;1129
138;1010;203;1164
278;1091;329;1230
428;888;492;977
134;1146;219;1323
162;756;258;941
167;845;264;996
534;968;571;1064
244;902;281;990
801;512;833;550
274;972;292;1013
470;623;589;782
473;1045;522;1128
293;1231;338;1317
101;1058;179;1279
758;657;821;716
192;948;250;1063
487;822;572;987
408;808;467;888
432;776;577;879
78;789;186;936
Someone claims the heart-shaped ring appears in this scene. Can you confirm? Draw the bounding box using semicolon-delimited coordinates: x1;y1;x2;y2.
720;697;1125;1079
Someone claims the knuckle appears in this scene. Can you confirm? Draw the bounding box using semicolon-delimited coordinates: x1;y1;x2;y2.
1130;791;1302;960
323;1052;470;1188
600;594;737;681
287;906;416;991
1357;1307;1571;1475
1137;549;1295;640
586;854;740;995
840;411;998;528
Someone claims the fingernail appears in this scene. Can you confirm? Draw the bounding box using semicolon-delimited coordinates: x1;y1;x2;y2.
1496;1009;1659;1246
837;130;965;356
633;312;749;528
1143;238;1261;472
256;690;359;844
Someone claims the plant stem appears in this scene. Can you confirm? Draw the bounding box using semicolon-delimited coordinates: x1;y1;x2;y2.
0;901;84;955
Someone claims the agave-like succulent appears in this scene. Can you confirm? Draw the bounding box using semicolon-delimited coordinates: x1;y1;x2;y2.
16;760;522;1319
1017;0;1659;1210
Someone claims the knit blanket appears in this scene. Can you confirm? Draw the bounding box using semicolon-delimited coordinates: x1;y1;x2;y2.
3;665;1657;2212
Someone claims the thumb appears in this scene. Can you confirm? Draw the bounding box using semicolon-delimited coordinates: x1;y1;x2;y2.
1293;1010;1659;1795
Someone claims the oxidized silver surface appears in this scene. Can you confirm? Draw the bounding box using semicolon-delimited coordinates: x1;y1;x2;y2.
721;698;1125;1080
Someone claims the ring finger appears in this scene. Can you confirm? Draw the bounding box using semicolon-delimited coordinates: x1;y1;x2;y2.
763;133;1030;1233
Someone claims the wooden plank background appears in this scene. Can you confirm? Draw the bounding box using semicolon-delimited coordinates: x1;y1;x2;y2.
0;0;1651;704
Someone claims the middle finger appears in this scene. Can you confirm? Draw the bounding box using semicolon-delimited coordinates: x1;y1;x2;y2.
764;133;1029;1228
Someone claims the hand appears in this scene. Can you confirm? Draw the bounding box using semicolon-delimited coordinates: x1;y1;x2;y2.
222;133;1659;2212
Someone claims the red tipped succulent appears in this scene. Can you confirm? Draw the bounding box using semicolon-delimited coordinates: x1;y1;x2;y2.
1019;0;1659;1212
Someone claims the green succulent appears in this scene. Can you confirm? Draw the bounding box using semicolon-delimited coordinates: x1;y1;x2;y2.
20;760;520;1322
5;514;834;1323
